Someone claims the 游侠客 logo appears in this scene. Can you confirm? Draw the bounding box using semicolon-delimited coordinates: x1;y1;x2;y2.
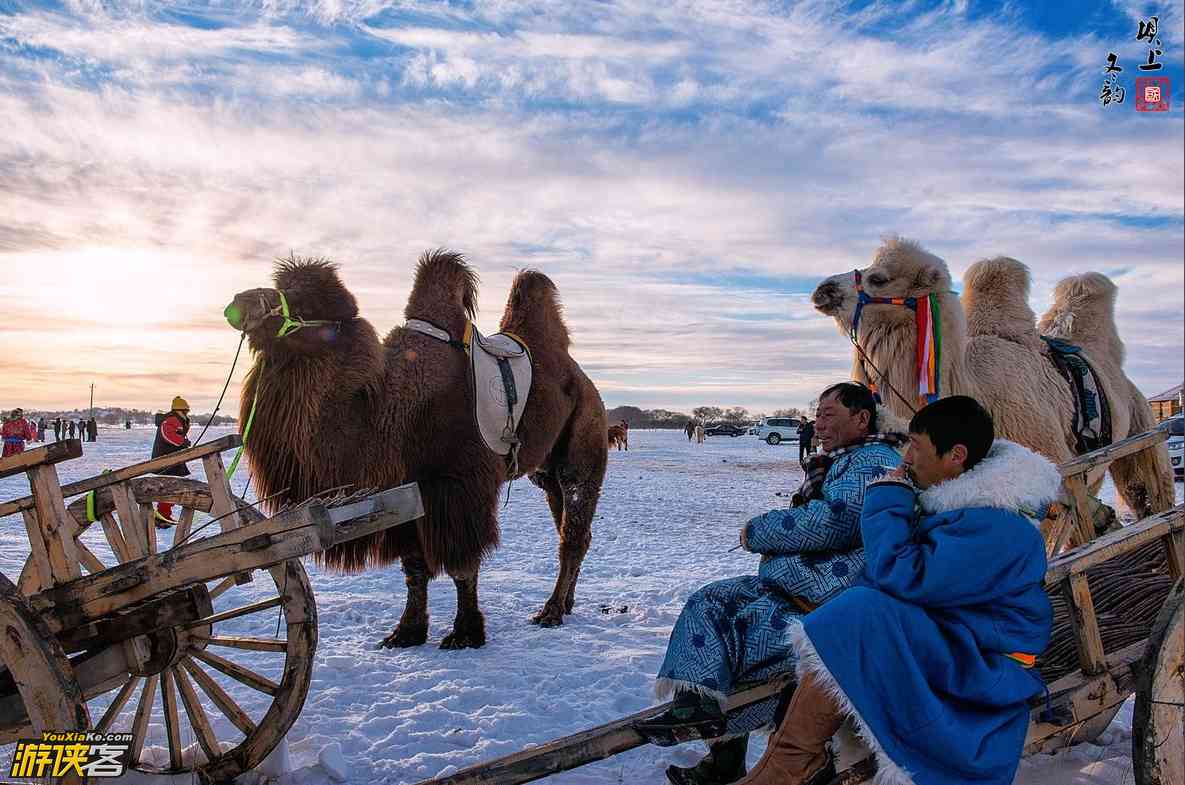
8;732;134;778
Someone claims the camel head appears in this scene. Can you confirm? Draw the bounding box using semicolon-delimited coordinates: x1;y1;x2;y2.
811;236;953;335
224;255;359;354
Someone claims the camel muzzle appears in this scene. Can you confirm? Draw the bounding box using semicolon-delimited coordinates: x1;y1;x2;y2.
811;282;844;314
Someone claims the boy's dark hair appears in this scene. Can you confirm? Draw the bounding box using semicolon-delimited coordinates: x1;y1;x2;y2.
819;382;878;433
909;395;994;471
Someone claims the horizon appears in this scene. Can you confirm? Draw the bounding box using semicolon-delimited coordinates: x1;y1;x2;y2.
1;1;1182;414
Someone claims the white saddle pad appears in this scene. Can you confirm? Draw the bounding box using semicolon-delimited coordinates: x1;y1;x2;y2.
469;327;532;456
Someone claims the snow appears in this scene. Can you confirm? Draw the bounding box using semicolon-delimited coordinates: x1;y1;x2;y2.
1;427;1180;784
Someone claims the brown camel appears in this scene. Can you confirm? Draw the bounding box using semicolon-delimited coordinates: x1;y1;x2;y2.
224;251;608;649
607;421;629;450
811;236;1173;518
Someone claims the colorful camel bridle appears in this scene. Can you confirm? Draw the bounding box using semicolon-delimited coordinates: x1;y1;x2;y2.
849;269;943;406
262;289;342;337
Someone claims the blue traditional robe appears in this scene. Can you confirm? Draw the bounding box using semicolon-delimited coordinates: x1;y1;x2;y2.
790;440;1058;785
656;440;902;735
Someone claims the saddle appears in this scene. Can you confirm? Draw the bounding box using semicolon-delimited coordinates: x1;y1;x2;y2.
1041;336;1112;454
404;319;533;463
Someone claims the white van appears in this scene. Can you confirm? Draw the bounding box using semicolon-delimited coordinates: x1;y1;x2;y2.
755;417;801;445
1161;414;1183;479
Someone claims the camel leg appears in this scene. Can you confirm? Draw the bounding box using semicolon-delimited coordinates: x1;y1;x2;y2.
379;551;430;649
532;451;606;627
440;567;486;649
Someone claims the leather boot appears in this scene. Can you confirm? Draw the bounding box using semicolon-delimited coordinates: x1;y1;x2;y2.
733;672;843;785
666;734;749;784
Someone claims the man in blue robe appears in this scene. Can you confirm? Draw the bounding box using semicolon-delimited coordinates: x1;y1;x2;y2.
636;383;905;785
738;395;1056;785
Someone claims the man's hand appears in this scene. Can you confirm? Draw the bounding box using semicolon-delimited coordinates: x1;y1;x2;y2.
888;464;908;481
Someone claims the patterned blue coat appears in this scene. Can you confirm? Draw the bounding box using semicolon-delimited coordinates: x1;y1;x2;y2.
655;441;902;735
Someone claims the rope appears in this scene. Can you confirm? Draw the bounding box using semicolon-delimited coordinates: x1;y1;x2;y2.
193;332;247;446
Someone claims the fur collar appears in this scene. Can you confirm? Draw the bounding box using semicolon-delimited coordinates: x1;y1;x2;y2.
918;439;1060;517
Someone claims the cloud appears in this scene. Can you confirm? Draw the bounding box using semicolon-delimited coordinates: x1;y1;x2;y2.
0;0;1180;414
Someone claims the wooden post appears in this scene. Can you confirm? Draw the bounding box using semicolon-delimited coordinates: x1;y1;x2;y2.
1163;528;1184;581
1062;573;1107;675
202;452;243;531
110;483;147;560
1064;476;1095;547
25;465;81;584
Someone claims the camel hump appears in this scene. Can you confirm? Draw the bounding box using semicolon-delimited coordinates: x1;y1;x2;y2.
962;256;1039;343
1038;272;1123;363
405;248;479;323
499;269;570;352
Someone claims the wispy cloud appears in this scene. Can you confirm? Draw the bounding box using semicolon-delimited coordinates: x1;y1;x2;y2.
0;0;1181;414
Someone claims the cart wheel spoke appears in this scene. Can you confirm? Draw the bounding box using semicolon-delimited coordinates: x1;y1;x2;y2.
129;674;159;766
174;661;221;761
189;648;279;696
207;576;237;600
184;596;283;628
161;668;183;770
95;676;141;733
191;635;288;653
180;657;257;736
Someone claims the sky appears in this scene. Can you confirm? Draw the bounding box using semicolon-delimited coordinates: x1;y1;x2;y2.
0;0;1182;417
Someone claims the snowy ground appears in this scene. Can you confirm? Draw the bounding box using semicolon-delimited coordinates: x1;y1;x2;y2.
1;427;1180;785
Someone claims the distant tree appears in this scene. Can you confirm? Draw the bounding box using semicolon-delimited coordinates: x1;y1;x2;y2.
692;406;724;423
722;406;750;424
772;407;807;419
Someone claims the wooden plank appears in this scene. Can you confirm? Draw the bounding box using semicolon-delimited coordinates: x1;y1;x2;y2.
1058;428;1167;478
189;648;279;695
0;435;240;518
1163;528;1184;582
98;512;132;563
180;657;257;736
76;540;106;575
31;504;332;633
1045;505;1184;585
0;439;81;480
1063;573;1106;675
411;676;792;785
27;464;81;584
55;586;213;654
110;483;147;560
20;509;53;593
202;452;243;531
175;506;196;544
16;549;43;595
1065;476;1095;547
140;502;158;554
329;483;425;546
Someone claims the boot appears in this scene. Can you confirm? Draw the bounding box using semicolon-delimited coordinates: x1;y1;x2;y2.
733;672;843;785
666;735;749;785
635;691;728;747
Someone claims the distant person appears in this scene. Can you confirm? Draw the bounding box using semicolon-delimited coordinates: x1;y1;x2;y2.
67;420;77;439
37;417;47;442
685;421;695;441
150;396;192;526
798;419;815;464
87;417;98;442
694;422;705;444
125;418;132;430
78;419;87;441
53;417;62;442
3;408;35;457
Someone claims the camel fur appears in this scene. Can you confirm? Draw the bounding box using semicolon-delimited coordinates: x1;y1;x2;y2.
226;251;608;649
811;236;1172;518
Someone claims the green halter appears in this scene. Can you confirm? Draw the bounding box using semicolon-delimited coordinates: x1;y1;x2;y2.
273;290;339;337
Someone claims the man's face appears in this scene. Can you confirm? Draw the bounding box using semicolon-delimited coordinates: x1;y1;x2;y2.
814;392;871;452
903;431;966;489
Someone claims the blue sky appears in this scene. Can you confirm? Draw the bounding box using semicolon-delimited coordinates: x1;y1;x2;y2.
0;0;1181;414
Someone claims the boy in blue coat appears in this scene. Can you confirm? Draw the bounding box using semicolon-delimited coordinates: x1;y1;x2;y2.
736;395;1057;785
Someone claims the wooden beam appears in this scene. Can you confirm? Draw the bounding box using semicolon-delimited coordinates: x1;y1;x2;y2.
0;439;82;480
329;483;425;546
30;504;333;633
26;464;81;584
1045;505;1184;585
20;509;53;594
1064;476;1096;547
0;435;240;518
1062;573;1106;675
411;676;792;785
55;586;213;654
110;483;147;560
1163;528;1184;581
1058;429;1167;478
202;451;243;531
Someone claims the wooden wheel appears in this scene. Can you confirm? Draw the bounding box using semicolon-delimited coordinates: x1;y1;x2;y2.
0;572;90;745
1134;577;1184;785
17;476;317;783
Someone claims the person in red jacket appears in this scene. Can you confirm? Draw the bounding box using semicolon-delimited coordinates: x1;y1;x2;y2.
2;408;34;457
150;396;192;526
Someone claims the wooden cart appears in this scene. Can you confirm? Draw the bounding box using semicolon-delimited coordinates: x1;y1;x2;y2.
0;435;424;784
414;428;1184;785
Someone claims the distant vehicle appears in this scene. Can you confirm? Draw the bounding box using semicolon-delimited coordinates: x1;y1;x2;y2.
754;416;802;445
704;422;747;437
1160;414;1183;479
